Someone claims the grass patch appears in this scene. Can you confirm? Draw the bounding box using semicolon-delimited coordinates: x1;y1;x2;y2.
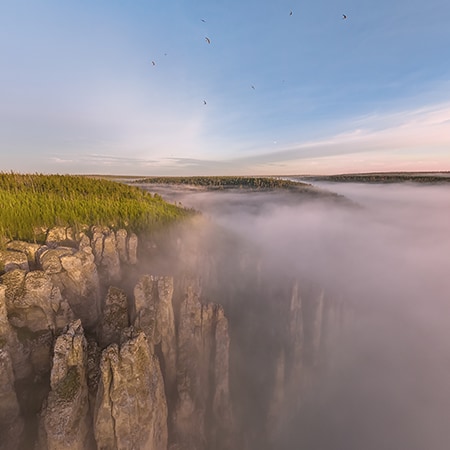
0;173;194;242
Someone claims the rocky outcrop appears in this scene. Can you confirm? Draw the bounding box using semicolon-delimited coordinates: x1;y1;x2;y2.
0;349;24;450
133;275;177;392
46;226;77;247
97;286;129;348
0;270;64;376
127;232;138;265
39;320;92;450
6;241;41;270
0;285;32;382
40;246;101;329
90;227;138;284
0;248;29;273
2;270;59;332
171;278;233;450
94;329;168;450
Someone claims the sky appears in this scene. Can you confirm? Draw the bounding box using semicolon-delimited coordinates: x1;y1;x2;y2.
1;0;450;176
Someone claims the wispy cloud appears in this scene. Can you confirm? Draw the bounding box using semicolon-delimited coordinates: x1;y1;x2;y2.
226;102;450;174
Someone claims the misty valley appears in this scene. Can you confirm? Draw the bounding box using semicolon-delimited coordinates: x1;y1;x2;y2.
1;177;450;449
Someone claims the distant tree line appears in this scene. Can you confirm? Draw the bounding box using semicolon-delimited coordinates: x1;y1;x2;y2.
133;176;311;190
307;173;450;183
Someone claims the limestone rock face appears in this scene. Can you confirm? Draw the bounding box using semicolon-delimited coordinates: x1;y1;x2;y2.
6;241;41;270
101;232;121;284
0;349;24;450
90;226;122;284
133;275;177;391
0;284;32;380
2;270;58;332
78;232;91;251
39;247;75;274
0;249;29;273
45;246;101;329
97;286;129;348
40;320;91;450
171;278;233;450
116;229;128;263
94;330;168;450
127;232;138;265
46;226;76;246
209;304;234;450
2;270;73;375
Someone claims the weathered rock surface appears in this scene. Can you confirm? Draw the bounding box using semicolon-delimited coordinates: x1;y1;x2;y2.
171;278;233;450
97;286;129;348
127;232;138;265
101;232;121;284
133;275;177;392
116;229;128;263
6;240;41;270
0;284;32;380
46;226;77;246
39;320;91;450
0;248;29;273
2;270;59;332
0;349;24;450
94;329;168;450
43;246;101;329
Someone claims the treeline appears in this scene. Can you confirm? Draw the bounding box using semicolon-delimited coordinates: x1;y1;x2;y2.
133;176;310;190
0;173;193;242
306;173;450;183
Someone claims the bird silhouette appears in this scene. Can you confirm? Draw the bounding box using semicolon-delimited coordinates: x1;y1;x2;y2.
201;19;206;22
203;100;207;105
152;61;156;66
342;14;347;19
290;11;293;16
251;85;255;90
205;37;211;44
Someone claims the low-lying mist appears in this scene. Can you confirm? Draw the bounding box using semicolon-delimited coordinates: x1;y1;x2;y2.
143;181;450;450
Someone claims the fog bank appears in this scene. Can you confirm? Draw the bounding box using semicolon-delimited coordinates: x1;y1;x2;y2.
143;181;450;450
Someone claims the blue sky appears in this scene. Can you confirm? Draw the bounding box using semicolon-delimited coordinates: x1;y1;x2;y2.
1;0;450;175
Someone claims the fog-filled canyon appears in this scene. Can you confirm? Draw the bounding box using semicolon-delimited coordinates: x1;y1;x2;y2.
143;180;450;450
1;180;450;449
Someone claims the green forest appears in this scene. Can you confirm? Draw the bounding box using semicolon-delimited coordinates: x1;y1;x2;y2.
0;173;192;242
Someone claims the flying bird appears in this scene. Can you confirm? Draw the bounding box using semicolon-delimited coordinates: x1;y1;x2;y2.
251;85;255;90
151;61;156;66
342;14;347;19
203;100;207;105
205;37;211;44
201;19;206;22
290;11;293;16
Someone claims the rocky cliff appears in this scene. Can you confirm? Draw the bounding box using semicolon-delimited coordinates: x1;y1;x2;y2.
0;223;349;449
